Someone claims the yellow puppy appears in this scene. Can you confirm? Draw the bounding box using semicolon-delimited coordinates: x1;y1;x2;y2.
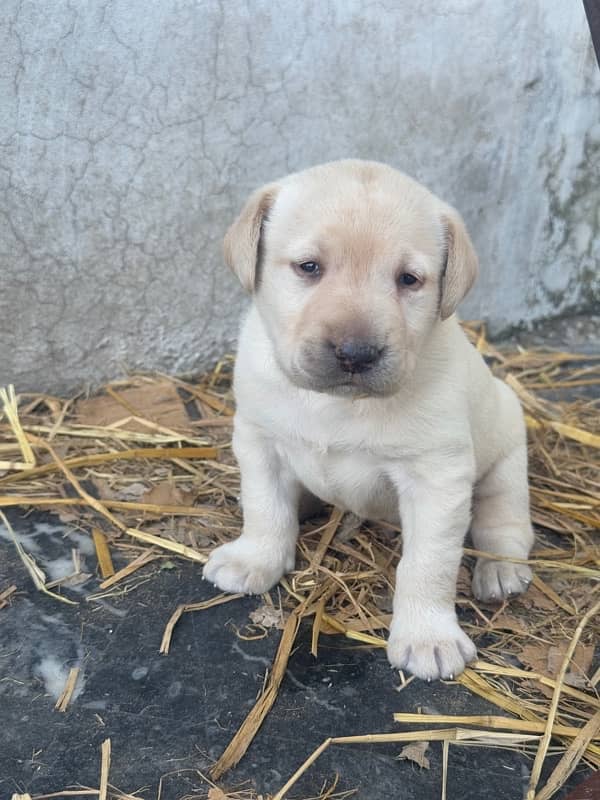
204;160;533;681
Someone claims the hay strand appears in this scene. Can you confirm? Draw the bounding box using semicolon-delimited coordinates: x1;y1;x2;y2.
54;667;80;712
0;384;36;469
98;550;158;590
0;583;17;608
99;738;111;800
0;509;76;605
534;710;600;800
0;445;217;485
159;593;244;654
526;598;600;799
124;527;207;562
272;728;542;799
92;529;114;579
391;713;594;740
271;738;334;800
210;601;308;780
36;439;126;532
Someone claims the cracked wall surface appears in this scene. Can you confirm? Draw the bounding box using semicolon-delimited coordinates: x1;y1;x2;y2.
1;1;599;393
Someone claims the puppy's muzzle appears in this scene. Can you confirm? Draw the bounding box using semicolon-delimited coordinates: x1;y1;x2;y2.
332;339;382;374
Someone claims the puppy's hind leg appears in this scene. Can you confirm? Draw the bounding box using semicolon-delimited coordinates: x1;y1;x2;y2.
471;444;534;602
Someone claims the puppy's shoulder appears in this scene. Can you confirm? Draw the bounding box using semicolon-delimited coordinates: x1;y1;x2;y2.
235;305;279;385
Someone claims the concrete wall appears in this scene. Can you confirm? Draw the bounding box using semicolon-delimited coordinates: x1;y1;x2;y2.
1;1;599;393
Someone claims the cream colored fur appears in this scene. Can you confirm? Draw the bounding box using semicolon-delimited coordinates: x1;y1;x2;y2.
204;160;534;681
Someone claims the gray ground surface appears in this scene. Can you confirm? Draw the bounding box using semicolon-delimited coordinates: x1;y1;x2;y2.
0;509;592;800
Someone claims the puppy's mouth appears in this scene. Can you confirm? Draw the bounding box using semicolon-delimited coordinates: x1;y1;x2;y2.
318;378;393;398
288;345;402;398
294;373;398;398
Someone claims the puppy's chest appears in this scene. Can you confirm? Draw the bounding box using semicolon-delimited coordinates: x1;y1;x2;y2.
275;434;401;521
245;388;415;519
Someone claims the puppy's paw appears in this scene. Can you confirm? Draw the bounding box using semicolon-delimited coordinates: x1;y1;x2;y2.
387;613;476;681
203;537;294;595
472;559;532;603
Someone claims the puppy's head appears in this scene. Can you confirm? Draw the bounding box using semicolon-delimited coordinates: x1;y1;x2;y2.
225;160;478;396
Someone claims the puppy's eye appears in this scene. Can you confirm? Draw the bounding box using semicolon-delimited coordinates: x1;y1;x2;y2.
295;261;321;277
398;272;420;288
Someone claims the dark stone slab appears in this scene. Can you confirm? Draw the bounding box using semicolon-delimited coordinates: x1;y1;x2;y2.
0;509;592;799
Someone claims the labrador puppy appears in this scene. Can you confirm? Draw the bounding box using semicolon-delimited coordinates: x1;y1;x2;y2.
204;160;534;680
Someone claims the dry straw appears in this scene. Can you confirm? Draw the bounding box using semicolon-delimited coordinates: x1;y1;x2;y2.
54;667;81;712
99;738;111;800
1;329;599;799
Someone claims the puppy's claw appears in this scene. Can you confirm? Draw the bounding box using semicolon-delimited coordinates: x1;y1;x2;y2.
472;559;533;603
388;616;476;681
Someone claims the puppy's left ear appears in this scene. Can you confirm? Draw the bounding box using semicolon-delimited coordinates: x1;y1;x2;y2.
439;205;479;320
224;183;280;293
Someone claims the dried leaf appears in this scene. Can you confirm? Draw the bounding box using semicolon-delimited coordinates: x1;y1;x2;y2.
518;644;554;697
141;482;195;507
397;740;430;769
38;443;70;463
91;477;121;501
547;643;594;684
249;604;287;630
52;507;82;524
519;643;549;673
53;571;92;588
75;380;190;432
490;612;527;634
517;583;556;611
208;789;230;800
519;641;595;697
114;481;148;500
563;672;589;689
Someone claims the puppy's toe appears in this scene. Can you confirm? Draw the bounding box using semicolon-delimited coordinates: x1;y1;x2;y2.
203;558;260;594
203;538;291;595
388;616;476;681
472;559;532;603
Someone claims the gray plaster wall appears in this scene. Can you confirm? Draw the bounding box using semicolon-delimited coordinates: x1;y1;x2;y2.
1;1;599;393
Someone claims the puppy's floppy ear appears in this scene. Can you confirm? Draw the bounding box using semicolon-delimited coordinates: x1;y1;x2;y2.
223;183;280;293
439;205;479;320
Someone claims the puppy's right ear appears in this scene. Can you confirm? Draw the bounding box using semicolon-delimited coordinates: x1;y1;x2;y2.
439;204;479;320
223;183;280;293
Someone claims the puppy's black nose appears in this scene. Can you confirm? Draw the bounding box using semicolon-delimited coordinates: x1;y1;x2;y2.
334;340;381;373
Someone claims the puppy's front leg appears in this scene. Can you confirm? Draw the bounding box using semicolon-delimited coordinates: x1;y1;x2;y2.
204;418;300;595
388;463;477;680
